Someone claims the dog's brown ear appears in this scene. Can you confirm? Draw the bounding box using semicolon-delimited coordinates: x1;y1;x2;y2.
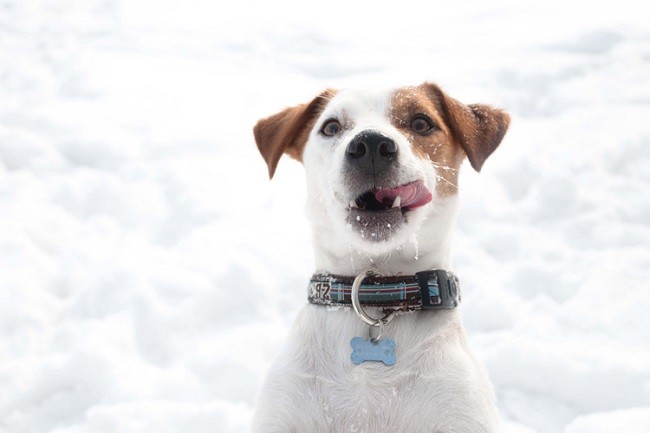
254;90;335;179
426;83;510;172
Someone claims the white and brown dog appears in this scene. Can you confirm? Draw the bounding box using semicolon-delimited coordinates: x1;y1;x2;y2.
252;82;510;433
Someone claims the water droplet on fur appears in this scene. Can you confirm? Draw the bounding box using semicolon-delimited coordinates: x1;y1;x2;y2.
412;236;420;260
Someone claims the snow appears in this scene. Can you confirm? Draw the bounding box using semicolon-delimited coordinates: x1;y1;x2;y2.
0;1;648;432
564;408;650;433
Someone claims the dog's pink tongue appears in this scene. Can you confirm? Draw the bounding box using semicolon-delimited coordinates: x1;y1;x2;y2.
375;180;432;210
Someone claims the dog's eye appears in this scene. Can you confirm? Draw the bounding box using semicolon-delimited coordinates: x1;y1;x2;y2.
410;115;435;134
320;119;342;137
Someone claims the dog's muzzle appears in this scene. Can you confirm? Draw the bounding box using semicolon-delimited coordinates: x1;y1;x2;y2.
342;130;432;242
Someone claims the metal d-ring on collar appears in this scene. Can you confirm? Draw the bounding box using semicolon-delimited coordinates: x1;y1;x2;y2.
351;269;396;341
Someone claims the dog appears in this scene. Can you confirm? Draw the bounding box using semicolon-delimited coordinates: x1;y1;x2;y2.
251;82;510;433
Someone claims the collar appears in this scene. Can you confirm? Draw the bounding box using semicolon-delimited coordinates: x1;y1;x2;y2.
308;269;461;313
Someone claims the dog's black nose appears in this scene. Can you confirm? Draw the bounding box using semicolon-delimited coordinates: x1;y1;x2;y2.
346;131;397;175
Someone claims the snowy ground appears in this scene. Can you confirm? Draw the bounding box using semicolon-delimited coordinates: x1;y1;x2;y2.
1;1;649;432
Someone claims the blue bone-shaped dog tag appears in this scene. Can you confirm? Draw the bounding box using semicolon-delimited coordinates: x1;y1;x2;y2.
350;337;397;366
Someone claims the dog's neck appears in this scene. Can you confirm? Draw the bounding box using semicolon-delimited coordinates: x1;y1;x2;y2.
311;195;459;276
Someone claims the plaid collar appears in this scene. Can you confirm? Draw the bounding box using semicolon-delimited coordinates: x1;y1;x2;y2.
308;269;460;313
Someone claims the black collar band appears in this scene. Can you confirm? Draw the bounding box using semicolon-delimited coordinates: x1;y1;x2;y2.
308;269;461;313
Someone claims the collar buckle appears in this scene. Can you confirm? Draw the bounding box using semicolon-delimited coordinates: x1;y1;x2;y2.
416;270;460;310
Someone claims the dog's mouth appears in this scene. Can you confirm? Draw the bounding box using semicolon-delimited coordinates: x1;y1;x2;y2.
346;180;432;242
349;180;432;213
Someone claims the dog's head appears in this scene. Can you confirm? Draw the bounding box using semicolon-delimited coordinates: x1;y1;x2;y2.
254;82;510;259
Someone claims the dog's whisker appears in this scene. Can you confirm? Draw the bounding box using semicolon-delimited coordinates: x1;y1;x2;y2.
430;161;458;173
436;175;459;190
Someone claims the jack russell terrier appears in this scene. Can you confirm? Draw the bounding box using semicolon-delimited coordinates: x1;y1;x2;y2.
252;82;510;433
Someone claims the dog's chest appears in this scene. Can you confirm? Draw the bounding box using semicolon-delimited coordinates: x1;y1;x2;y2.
262;306;499;432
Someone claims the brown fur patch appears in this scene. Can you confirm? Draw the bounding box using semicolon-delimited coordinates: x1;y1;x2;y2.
389;83;510;195
254;89;336;178
389;86;464;197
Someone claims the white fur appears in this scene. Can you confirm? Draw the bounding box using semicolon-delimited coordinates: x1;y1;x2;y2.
252;88;499;432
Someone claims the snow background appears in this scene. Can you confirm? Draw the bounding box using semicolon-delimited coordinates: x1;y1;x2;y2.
1;1;649;432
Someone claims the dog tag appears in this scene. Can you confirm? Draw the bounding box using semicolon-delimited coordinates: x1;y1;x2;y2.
350;337;397;366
